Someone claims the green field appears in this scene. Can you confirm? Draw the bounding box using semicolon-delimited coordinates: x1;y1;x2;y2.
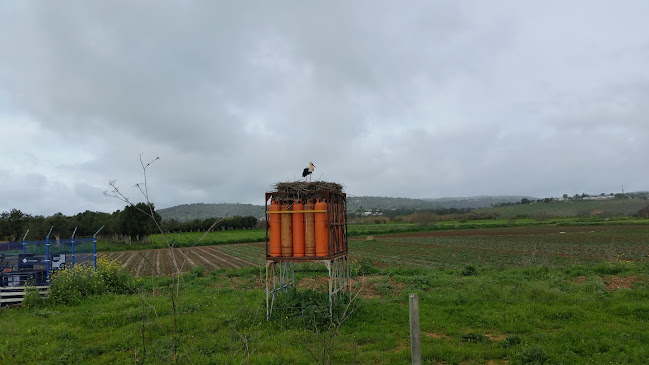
2;224;649;364
89;224;426;252
476;198;648;219
91;216;649;252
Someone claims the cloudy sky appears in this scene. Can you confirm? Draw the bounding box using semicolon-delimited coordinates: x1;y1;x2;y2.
1;1;648;217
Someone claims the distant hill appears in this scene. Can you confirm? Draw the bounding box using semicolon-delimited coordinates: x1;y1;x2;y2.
157;196;538;221
476;198;649;219
157;195;649;221
158;203;265;221
346;196;536;211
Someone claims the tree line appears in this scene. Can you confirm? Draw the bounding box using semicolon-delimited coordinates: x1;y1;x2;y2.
0;204;259;242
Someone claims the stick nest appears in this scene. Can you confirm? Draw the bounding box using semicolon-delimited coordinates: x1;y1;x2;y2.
270;181;344;200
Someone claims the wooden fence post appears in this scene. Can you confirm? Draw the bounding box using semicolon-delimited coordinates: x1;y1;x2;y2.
409;293;421;365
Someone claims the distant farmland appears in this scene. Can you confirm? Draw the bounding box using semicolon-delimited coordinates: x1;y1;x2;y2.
101;224;648;276
476;198;648;219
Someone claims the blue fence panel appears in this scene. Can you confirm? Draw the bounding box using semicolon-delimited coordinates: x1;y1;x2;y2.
1;238;97;271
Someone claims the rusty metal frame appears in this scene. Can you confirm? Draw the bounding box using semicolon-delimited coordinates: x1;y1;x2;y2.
264;190;348;259
264;189;350;319
265;255;351;320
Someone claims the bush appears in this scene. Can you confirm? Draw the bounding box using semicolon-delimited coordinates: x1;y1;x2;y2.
517;346;550;364
96;258;132;294
270;288;359;332
48;258;133;305
352;258;378;276
187;265;206;278
461;265;478;276
21;286;46;309
502;334;523;348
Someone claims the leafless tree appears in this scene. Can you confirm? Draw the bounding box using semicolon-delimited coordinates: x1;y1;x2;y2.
105;154;222;363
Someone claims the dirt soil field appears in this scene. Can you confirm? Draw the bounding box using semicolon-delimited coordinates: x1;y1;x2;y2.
100;243;262;277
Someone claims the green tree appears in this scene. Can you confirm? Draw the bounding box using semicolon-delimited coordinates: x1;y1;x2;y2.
72;210;111;236
45;212;72;239
0;208;30;241
120;203;161;242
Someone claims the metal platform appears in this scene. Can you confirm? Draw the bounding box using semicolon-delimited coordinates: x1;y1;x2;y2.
265;254;351;319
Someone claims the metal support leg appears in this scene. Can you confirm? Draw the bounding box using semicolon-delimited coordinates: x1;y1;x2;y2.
266;260;296;320
266;256;349;320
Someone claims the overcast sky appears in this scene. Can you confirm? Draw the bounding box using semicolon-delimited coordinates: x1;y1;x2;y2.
1;1;648;217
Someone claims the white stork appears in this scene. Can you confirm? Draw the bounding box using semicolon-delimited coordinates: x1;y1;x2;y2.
302;162;315;182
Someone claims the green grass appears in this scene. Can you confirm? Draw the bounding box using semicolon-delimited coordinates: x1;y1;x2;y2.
4;222;649;363
2;259;649;364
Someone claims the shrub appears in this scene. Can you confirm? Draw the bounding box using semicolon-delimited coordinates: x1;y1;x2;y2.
96;258;132;294
270;288;359;332
502;334;522;348
21;286;46;309
48;258;133;305
353;258;378;276
461;265;478;276
517;346;550;364
187;265;206;278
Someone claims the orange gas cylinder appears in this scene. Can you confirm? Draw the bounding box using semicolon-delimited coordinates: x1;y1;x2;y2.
315;199;329;257
292;200;305;257
304;200;316;256
280;202;293;256
269;200;281;257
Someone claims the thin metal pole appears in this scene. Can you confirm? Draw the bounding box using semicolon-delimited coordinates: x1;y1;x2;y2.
22;229;29;254
93;225;105;272
266;261;271;320
46;226;54;282
326;260;333;318
71;227;78;268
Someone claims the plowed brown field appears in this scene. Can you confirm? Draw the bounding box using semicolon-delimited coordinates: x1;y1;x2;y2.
100;242;265;277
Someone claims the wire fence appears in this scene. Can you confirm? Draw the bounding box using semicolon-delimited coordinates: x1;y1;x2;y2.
0;238;97;271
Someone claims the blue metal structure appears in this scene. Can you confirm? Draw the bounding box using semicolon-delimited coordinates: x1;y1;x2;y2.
93;225;104;272
45;226;53;282
22;230;29;254
71;227;78;268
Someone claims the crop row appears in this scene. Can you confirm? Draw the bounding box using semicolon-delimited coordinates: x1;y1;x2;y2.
100;244;262;277
350;225;649;269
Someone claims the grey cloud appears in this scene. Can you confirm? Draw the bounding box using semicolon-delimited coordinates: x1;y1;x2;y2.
1;1;648;216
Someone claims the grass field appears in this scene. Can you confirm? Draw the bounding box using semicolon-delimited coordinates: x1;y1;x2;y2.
476;198;648;219
1;224;648;364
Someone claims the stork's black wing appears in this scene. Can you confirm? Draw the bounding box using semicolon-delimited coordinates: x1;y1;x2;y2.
302;168;311;177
